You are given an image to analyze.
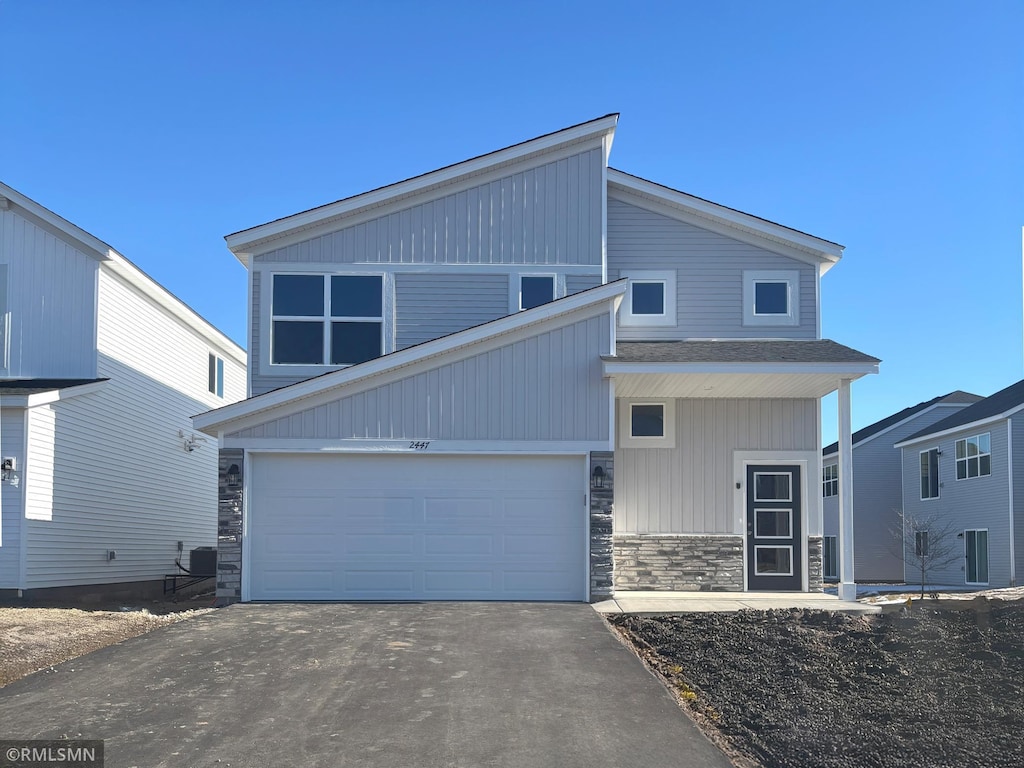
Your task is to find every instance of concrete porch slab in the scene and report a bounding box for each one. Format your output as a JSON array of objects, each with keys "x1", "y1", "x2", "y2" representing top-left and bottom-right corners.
[{"x1": 593, "y1": 591, "x2": 881, "y2": 615}]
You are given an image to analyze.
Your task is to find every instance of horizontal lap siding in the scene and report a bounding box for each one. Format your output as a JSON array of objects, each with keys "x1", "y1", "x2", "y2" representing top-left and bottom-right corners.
[
  {"x1": 607, "y1": 198, "x2": 817, "y2": 340},
  {"x1": 0, "y1": 408, "x2": 24, "y2": 587},
  {"x1": 0, "y1": 207, "x2": 97, "y2": 378},
  {"x1": 231, "y1": 312, "x2": 611, "y2": 443},
  {"x1": 1015, "y1": 418, "x2": 1024, "y2": 585},
  {"x1": 395, "y1": 273, "x2": 508, "y2": 349},
  {"x1": 566, "y1": 274, "x2": 603, "y2": 296},
  {"x1": 616, "y1": 398, "x2": 818, "y2": 534},
  {"x1": 24, "y1": 271, "x2": 246, "y2": 589}
]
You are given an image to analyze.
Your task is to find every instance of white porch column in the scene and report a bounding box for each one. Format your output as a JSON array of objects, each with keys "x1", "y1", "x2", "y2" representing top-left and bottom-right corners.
[{"x1": 837, "y1": 378, "x2": 856, "y2": 601}]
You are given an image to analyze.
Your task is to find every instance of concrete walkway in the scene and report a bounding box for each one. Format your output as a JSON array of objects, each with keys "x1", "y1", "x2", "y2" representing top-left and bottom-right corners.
[{"x1": 594, "y1": 591, "x2": 880, "y2": 614}]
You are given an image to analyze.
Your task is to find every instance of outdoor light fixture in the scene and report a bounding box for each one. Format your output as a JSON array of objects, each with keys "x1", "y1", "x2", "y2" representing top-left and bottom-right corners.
[
  {"x1": 591, "y1": 465, "x2": 605, "y2": 489},
  {"x1": 226, "y1": 463, "x2": 241, "y2": 488}
]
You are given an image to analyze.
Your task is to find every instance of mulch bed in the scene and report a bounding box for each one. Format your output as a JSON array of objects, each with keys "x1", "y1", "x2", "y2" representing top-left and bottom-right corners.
[{"x1": 609, "y1": 602, "x2": 1024, "y2": 768}]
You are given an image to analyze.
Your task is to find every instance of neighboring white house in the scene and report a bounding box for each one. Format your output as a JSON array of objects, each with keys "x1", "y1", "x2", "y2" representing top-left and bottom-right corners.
[
  {"x1": 0, "y1": 183, "x2": 246, "y2": 599},
  {"x1": 821, "y1": 391, "x2": 981, "y2": 582},
  {"x1": 194, "y1": 114, "x2": 879, "y2": 604},
  {"x1": 895, "y1": 379, "x2": 1024, "y2": 589}
]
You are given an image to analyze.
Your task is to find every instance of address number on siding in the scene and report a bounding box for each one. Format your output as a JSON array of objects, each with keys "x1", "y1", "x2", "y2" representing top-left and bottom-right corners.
[{"x1": 409, "y1": 441, "x2": 431, "y2": 450}]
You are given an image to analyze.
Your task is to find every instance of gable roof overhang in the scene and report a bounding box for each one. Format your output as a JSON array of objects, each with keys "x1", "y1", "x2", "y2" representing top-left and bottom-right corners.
[
  {"x1": 606, "y1": 169, "x2": 844, "y2": 273},
  {"x1": 0, "y1": 378, "x2": 108, "y2": 407},
  {"x1": 894, "y1": 378, "x2": 1024, "y2": 448},
  {"x1": 225, "y1": 114, "x2": 620, "y2": 264},
  {"x1": 603, "y1": 340, "x2": 879, "y2": 399},
  {"x1": 193, "y1": 280, "x2": 628, "y2": 437}
]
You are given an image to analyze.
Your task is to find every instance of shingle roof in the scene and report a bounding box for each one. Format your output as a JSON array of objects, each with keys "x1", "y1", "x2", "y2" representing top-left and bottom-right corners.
[
  {"x1": 900, "y1": 379, "x2": 1024, "y2": 444},
  {"x1": 822, "y1": 390, "x2": 983, "y2": 456},
  {"x1": 0, "y1": 378, "x2": 107, "y2": 396},
  {"x1": 605, "y1": 340, "x2": 880, "y2": 365}
]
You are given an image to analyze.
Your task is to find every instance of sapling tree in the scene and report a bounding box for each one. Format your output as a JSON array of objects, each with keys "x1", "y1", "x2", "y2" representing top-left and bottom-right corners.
[{"x1": 890, "y1": 509, "x2": 962, "y2": 600}]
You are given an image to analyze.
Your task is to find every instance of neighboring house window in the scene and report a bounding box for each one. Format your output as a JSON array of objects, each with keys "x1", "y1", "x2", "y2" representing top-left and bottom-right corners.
[
  {"x1": 915, "y1": 531, "x2": 929, "y2": 558},
  {"x1": 823, "y1": 536, "x2": 838, "y2": 580},
  {"x1": 965, "y1": 529, "x2": 989, "y2": 585},
  {"x1": 271, "y1": 274, "x2": 383, "y2": 366},
  {"x1": 519, "y1": 275, "x2": 555, "y2": 310},
  {"x1": 742, "y1": 270, "x2": 800, "y2": 326},
  {"x1": 919, "y1": 448, "x2": 939, "y2": 499},
  {"x1": 822, "y1": 463, "x2": 838, "y2": 497},
  {"x1": 208, "y1": 354, "x2": 224, "y2": 398},
  {"x1": 955, "y1": 433, "x2": 991, "y2": 480},
  {"x1": 0, "y1": 263, "x2": 7, "y2": 370},
  {"x1": 619, "y1": 400, "x2": 676, "y2": 448},
  {"x1": 619, "y1": 270, "x2": 676, "y2": 327}
]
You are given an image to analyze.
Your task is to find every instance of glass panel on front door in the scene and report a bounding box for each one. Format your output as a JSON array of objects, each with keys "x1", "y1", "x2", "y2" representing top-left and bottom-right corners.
[{"x1": 746, "y1": 465, "x2": 802, "y2": 591}]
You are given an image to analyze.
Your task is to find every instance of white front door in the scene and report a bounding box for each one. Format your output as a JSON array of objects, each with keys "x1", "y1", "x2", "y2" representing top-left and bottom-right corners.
[{"x1": 247, "y1": 453, "x2": 586, "y2": 601}]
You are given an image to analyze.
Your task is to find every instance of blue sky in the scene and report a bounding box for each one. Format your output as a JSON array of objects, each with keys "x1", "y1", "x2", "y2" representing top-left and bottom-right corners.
[{"x1": 2, "y1": 1, "x2": 1021, "y2": 444}]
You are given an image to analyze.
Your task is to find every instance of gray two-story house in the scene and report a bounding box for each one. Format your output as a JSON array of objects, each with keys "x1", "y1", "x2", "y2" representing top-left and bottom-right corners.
[
  {"x1": 896, "y1": 379, "x2": 1024, "y2": 589},
  {"x1": 821, "y1": 391, "x2": 981, "y2": 582},
  {"x1": 194, "y1": 114, "x2": 879, "y2": 603}
]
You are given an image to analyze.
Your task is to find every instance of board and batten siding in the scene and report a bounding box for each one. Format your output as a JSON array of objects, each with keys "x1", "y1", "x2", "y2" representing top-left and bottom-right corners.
[
  {"x1": 607, "y1": 197, "x2": 817, "y2": 341},
  {"x1": 230, "y1": 311, "x2": 611, "y2": 443},
  {"x1": 22, "y1": 269, "x2": 246, "y2": 589},
  {"x1": 395, "y1": 272, "x2": 509, "y2": 350},
  {"x1": 0, "y1": 408, "x2": 25, "y2": 588},
  {"x1": 616, "y1": 398, "x2": 819, "y2": 534},
  {"x1": 900, "y1": 422, "x2": 1011, "y2": 587},
  {"x1": 0, "y1": 205, "x2": 98, "y2": 378},
  {"x1": 822, "y1": 403, "x2": 975, "y2": 582}
]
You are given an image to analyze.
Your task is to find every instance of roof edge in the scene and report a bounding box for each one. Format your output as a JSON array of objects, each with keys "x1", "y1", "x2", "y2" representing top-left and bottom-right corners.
[{"x1": 894, "y1": 402, "x2": 1024, "y2": 448}]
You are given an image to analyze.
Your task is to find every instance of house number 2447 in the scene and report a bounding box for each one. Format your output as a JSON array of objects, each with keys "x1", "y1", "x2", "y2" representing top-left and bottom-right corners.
[{"x1": 408, "y1": 441, "x2": 431, "y2": 450}]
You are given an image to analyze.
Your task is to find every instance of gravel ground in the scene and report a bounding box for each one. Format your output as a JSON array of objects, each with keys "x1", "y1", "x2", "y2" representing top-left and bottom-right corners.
[
  {"x1": 610, "y1": 600, "x2": 1024, "y2": 768},
  {"x1": 0, "y1": 604, "x2": 213, "y2": 687}
]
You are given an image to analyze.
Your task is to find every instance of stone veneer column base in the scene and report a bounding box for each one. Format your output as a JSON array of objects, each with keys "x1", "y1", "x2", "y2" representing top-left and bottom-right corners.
[
  {"x1": 613, "y1": 535, "x2": 744, "y2": 592},
  {"x1": 807, "y1": 536, "x2": 824, "y2": 592},
  {"x1": 588, "y1": 451, "x2": 614, "y2": 602},
  {"x1": 216, "y1": 449, "x2": 244, "y2": 606}
]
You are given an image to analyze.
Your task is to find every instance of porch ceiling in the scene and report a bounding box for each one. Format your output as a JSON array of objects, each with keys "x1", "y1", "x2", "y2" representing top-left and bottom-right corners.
[{"x1": 608, "y1": 371, "x2": 867, "y2": 399}]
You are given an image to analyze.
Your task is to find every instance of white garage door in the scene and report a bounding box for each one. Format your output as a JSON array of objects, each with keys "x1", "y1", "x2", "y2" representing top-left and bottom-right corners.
[{"x1": 248, "y1": 453, "x2": 587, "y2": 601}]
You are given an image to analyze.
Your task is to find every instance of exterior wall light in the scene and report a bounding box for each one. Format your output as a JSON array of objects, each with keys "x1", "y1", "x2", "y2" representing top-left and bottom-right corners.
[
  {"x1": 226, "y1": 464, "x2": 241, "y2": 488},
  {"x1": 591, "y1": 465, "x2": 605, "y2": 489}
]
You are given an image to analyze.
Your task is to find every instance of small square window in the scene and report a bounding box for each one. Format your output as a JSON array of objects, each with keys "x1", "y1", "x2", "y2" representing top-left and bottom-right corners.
[
  {"x1": 743, "y1": 270, "x2": 799, "y2": 327},
  {"x1": 520, "y1": 276, "x2": 555, "y2": 310},
  {"x1": 754, "y1": 281, "x2": 789, "y2": 315},
  {"x1": 620, "y1": 270, "x2": 676, "y2": 327},
  {"x1": 630, "y1": 282, "x2": 665, "y2": 315},
  {"x1": 630, "y1": 404, "x2": 665, "y2": 437}
]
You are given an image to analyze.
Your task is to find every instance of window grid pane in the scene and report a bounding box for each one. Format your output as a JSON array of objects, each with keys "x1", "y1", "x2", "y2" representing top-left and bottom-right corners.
[
  {"x1": 273, "y1": 275, "x2": 324, "y2": 317},
  {"x1": 331, "y1": 322, "x2": 383, "y2": 365},
  {"x1": 520, "y1": 276, "x2": 555, "y2": 310},
  {"x1": 956, "y1": 433, "x2": 991, "y2": 480},
  {"x1": 331, "y1": 275, "x2": 382, "y2": 318},
  {"x1": 272, "y1": 321, "x2": 324, "y2": 364}
]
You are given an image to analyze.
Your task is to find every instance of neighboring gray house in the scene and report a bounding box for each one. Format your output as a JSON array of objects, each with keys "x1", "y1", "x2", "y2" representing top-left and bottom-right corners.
[
  {"x1": 0, "y1": 182, "x2": 246, "y2": 598},
  {"x1": 194, "y1": 114, "x2": 879, "y2": 603},
  {"x1": 895, "y1": 379, "x2": 1024, "y2": 589},
  {"x1": 821, "y1": 391, "x2": 981, "y2": 583}
]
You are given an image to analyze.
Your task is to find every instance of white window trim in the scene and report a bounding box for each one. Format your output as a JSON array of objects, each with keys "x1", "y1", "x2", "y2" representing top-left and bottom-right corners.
[
  {"x1": 919, "y1": 447, "x2": 940, "y2": 500},
  {"x1": 209, "y1": 353, "x2": 225, "y2": 398},
  {"x1": 823, "y1": 535, "x2": 839, "y2": 580},
  {"x1": 619, "y1": 270, "x2": 676, "y2": 327},
  {"x1": 619, "y1": 399, "x2": 676, "y2": 448},
  {"x1": 822, "y1": 463, "x2": 838, "y2": 498},
  {"x1": 511, "y1": 272, "x2": 561, "y2": 312},
  {"x1": 262, "y1": 271, "x2": 393, "y2": 378},
  {"x1": 753, "y1": 545, "x2": 795, "y2": 577},
  {"x1": 754, "y1": 508, "x2": 793, "y2": 539},
  {"x1": 742, "y1": 270, "x2": 800, "y2": 327},
  {"x1": 964, "y1": 528, "x2": 989, "y2": 586},
  {"x1": 955, "y1": 433, "x2": 992, "y2": 481}
]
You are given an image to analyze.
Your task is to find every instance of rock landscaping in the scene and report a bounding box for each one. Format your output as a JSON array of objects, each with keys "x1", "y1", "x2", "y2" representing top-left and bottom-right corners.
[{"x1": 610, "y1": 600, "x2": 1024, "y2": 768}]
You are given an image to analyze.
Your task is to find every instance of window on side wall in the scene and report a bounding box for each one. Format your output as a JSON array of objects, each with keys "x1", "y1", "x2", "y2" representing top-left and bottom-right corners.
[
  {"x1": 208, "y1": 354, "x2": 224, "y2": 398},
  {"x1": 919, "y1": 448, "x2": 939, "y2": 500},
  {"x1": 270, "y1": 273, "x2": 384, "y2": 366},
  {"x1": 742, "y1": 270, "x2": 800, "y2": 327},
  {"x1": 619, "y1": 270, "x2": 676, "y2": 327},
  {"x1": 519, "y1": 275, "x2": 555, "y2": 310},
  {"x1": 955, "y1": 433, "x2": 991, "y2": 479},
  {"x1": 822, "y1": 463, "x2": 838, "y2": 497}
]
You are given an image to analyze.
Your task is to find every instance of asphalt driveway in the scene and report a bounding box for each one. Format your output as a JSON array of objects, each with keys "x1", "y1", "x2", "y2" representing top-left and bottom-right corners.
[{"x1": 0, "y1": 603, "x2": 732, "y2": 768}]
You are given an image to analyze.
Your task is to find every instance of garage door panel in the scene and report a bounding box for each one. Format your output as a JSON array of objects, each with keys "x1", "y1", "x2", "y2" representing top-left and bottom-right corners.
[{"x1": 248, "y1": 454, "x2": 586, "y2": 601}]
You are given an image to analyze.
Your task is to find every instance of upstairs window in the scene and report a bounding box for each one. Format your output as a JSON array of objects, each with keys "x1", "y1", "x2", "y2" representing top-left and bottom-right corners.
[
  {"x1": 822, "y1": 464, "x2": 838, "y2": 497},
  {"x1": 955, "y1": 433, "x2": 991, "y2": 479},
  {"x1": 519, "y1": 275, "x2": 555, "y2": 310},
  {"x1": 920, "y1": 448, "x2": 939, "y2": 500},
  {"x1": 271, "y1": 274, "x2": 384, "y2": 366},
  {"x1": 620, "y1": 270, "x2": 676, "y2": 327},
  {"x1": 208, "y1": 354, "x2": 224, "y2": 398},
  {"x1": 743, "y1": 270, "x2": 799, "y2": 326}
]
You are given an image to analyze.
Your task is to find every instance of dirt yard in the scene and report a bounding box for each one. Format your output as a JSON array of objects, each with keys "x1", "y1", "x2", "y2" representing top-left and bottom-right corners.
[
  {"x1": 610, "y1": 599, "x2": 1024, "y2": 768},
  {"x1": 0, "y1": 601, "x2": 213, "y2": 687}
]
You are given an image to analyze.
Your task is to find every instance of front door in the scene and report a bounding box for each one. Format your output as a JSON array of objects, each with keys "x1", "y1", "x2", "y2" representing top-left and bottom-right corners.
[{"x1": 746, "y1": 465, "x2": 802, "y2": 591}]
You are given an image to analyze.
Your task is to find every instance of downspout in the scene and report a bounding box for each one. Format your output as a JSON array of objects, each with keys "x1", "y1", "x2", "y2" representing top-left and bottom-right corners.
[{"x1": 1008, "y1": 418, "x2": 1015, "y2": 587}]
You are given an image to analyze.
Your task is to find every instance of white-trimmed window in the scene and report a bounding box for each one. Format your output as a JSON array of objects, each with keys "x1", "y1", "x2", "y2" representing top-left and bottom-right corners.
[
  {"x1": 965, "y1": 529, "x2": 989, "y2": 585},
  {"x1": 822, "y1": 463, "x2": 838, "y2": 497},
  {"x1": 619, "y1": 270, "x2": 676, "y2": 327},
  {"x1": 619, "y1": 400, "x2": 676, "y2": 448},
  {"x1": 208, "y1": 353, "x2": 224, "y2": 398},
  {"x1": 823, "y1": 536, "x2": 838, "y2": 580},
  {"x1": 955, "y1": 433, "x2": 991, "y2": 480},
  {"x1": 519, "y1": 274, "x2": 555, "y2": 310},
  {"x1": 270, "y1": 273, "x2": 384, "y2": 366},
  {"x1": 919, "y1": 448, "x2": 939, "y2": 500},
  {"x1": 743, "y1": 270, "x2": 800, "y2": 326}
]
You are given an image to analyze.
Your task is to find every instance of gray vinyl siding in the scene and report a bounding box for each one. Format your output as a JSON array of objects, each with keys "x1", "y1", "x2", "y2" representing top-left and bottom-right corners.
[
  {"x1": 822, "y1": 403, "x2": 975, "y2": 582},
  {"x1": 0, "y1": 408, "x2": 25, "y2": 588},
  {"x1": 607, "y1": 197, "x2": 817, "y2": 341},
  {"x1": 230, "y1": 310, "x2": 611, "y2": 443},
  {"x1": 255, "y1": 147, "x2": 603, "y2": 267},
  {"x1": 395, "y1": 273, "x2": 508, "y2": 350},
  {"x1": 566, "y1": 273, "x2": 603, "y2": 296},
  {"x1": 1013, "y1": 417, "x2": 1024, "y2": 586},
  {"x1": 616, "y1": 398, "x2": 818, "y2": 534},
  {"x1": 900, "y1": 421, "x2": 1011, "y2": 587}
]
